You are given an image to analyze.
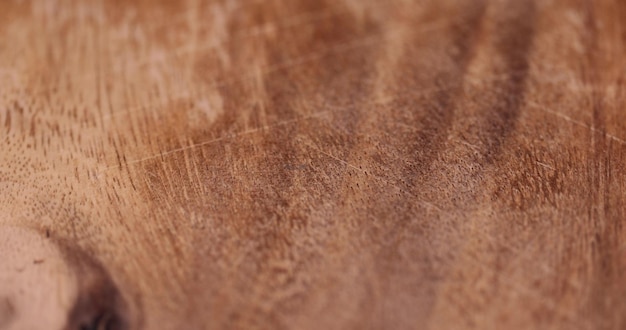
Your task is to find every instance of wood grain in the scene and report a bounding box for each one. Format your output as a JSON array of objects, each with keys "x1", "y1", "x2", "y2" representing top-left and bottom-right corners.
[{"x1": 2, "y1": 0, "x2": 626, "y2": 329}]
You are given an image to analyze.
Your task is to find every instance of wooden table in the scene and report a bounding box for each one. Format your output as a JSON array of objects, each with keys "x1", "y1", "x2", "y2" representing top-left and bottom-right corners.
[{"x1": 1, "y1": 0, "x2": 626, "y2": 329}]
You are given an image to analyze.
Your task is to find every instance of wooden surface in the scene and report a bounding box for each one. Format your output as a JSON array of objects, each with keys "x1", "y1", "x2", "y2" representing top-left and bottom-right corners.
[{"x1": 2, "y1": 0, "x2": 626, "y2": 329}]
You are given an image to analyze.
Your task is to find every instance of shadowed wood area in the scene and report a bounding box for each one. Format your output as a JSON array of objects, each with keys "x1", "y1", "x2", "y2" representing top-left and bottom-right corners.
[{"x1": 2, "y1": 0, "x2": 626, "y2": 329}]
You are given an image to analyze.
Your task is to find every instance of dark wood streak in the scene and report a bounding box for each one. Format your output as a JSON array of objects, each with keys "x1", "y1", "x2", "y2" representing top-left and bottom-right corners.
[
  {"x1": 336, "y1": 3, "x2": 490, "y2": 327},
  {"x1": 480, "y1": 0, "x2": 536, "y2": 162}
]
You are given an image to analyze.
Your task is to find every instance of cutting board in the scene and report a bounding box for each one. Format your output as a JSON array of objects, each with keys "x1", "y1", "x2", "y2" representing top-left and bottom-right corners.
[{"x1": 2, "y1": 0, "x2": 626, "y2": 329}]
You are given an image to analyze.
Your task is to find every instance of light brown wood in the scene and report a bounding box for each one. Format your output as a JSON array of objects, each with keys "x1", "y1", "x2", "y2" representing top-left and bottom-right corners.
[{"x1": 2, "y1": 0, "x2": 626, "y2": 329}]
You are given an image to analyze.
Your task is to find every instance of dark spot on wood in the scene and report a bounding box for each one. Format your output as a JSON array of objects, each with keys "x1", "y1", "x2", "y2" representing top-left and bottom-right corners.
[
  {"x1": 0, "y1": 297, "x2": 16, "y2": 329},
  {"x1": 79, "y1": 312, "x2": 120, "y2": 330},
  {"x1": 55, "y1": 239, "x2": 139, "y2": 330}
]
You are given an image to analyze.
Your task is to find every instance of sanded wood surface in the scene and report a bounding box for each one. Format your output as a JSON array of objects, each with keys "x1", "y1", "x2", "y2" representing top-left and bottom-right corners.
[{"x1": 2, "y1": 0, "x2": 626, "y2": 329}]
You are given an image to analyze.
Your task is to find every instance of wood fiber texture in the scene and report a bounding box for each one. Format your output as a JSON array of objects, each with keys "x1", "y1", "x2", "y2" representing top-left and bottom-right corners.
[{"x1": 1, "y1": 0, "x2": 626, "y2": 329}]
